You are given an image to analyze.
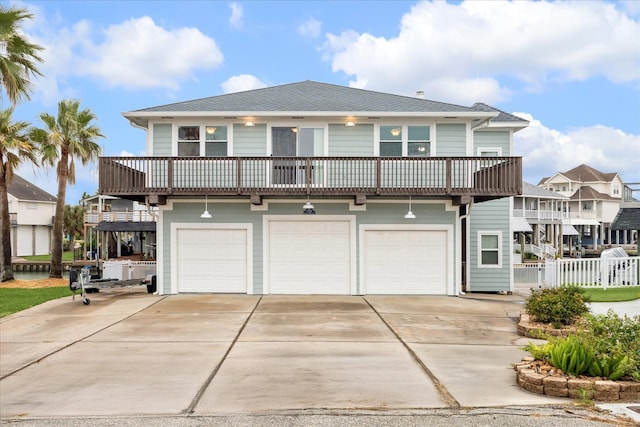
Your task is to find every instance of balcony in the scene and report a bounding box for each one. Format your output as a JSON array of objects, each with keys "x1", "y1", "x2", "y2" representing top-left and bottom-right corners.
[
  {"x1": 513, "y1": 209, "x2": 567, "y2": 222},
  {"x1": 84, "y1": 211, "x2": 157, "y2": 224},
  {"x1": 99, "y1": 156, "x2": 522, "y2": 204}
]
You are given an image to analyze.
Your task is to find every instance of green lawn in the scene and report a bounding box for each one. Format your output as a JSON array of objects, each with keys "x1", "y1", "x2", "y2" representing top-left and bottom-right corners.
[
  {"x1": 0, "y1": 287, "x2": 71, "y2": 318},
  {"x1": 582, "y1": 286, "x2": 640, "y2": 302},
  {"x1": 23, "y1": 251, "x2": 74, "y2": 262}
]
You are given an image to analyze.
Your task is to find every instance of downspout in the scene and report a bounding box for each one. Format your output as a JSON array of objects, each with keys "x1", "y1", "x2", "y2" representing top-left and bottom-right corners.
[{"x1": 458, "y1": 202, "x2": 473, "y2": 295}]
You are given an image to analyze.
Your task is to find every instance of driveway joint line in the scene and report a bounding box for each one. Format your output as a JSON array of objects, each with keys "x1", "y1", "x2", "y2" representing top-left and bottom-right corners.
[
  {"x1": 0, "y1": 295, "x2": 167, "y2": 381},
  {"x1": 184, "y1": 296, "x2": 263, "y2": 414},
  {"x1": 362, "y1": 297, "x2": 461, "y2": 409}
]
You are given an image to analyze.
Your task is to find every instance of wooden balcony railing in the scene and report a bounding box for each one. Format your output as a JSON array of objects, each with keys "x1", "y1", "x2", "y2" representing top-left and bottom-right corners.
[{"x1": 99, "y1": 156, "x2": 522, "y2": 201}]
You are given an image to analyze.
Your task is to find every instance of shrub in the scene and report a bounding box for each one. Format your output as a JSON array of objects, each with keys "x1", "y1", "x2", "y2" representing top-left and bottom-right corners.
[
  {"x1": 525, "y1": 285, "x2": 590, "y2": 328},
  {"x1": 548, "y1": 336, "x2": 593, "y2": 376},
  {"x1": 576, "y1": 310, "x2": 640, "y2": 381}
]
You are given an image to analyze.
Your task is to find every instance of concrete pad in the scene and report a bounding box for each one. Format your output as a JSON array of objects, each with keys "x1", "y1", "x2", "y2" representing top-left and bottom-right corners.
[
  {"x1": 145, "y1": 294, "x2": 260, "y2": 314},
  {"x1": 194, "y1": 341, "x2": 446, "y2": 413},
  {"x1": 382, "y1": 314, "x2": 520, "y2": 345},
  {"x1": 0, "y1": 313, "x2": 131, "y2": 343},
  {"x1": 87, "y1": 313, "x2": 250, "y2": 342},
  {"x1": 240, "y1": 312, "x2": 397, "y2": 342},
  {"x1": 256, "y1": 295, "x2": 371, "y2": 313},
  {"x1": 410, "y1": 343, "x2": 569, "y2": 407},
  {"x1": 367, "y1": 295, "x2": 519, "y2": 318},
  {"x1": 0, "y1": 341, "x2": 228, "y2": 417},
  {"x1": 0, "y1": 342, "x2": 62, "y2": 377}
]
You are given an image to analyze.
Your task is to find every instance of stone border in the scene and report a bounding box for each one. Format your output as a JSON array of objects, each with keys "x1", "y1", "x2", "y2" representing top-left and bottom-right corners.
[
  {"x1": 517, "y1": 312, "x2": 575, "y2": 338},
  {"x1": 514, "y1": 359, "x2": 640, "y2": 401}
]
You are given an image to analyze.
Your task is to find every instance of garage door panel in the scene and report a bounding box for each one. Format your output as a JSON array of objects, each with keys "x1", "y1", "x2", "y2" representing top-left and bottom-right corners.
[
  {"x1": 176, "y1": 228, "x2": 248, "y2": 293},
  {"x1": 364, "y1": 229, "x2": 447, "y2": 295},
  {"x1": 268, "y1": 220, "x2": 351, "y2": 294}
]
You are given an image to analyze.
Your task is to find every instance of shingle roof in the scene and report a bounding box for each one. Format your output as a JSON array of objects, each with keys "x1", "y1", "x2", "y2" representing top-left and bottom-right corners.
[
  {"x1": 562, "y1": 164, "x2": 618, "y2": 183},
  {"x1": 130, "y1": 81, "x2": 488, "y2": 114},
  {"x1": 521, "y1": 181, "x2": 568, "y2": 199},
  {"x1": 7, "y1": 175, "x2": 56, "y2": 203},
  {"x1": 568, "y1": 185, "x2": 619, "y2": 201},
  {"x1": 611, "y1": 208, "x2": 640, "y2": 230},
  {"x1": 470, "y1": 102, "x2": 529, "y2": 123}
]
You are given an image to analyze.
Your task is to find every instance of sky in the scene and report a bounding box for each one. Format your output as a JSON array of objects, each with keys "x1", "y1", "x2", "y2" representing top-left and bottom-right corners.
[{"x1": 8, "y1": 0, "x2": 640, "y2": 205}]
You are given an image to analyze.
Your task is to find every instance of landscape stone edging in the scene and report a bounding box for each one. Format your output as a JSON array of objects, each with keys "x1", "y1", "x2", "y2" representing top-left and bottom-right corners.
[
  {"x1": 516, "y1": 312, "x2": 639, "y2": 401},
  {"x1": 514, "y1": 359, "x2": 640, "y2": 401}
]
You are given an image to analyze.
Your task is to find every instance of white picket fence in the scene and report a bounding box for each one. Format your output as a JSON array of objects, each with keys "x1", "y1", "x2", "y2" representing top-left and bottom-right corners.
[
  {"x1": 514, "y1": 256, "x2": 639, "y2": 289},
  {"x1": 102, "y1": 260, "x2": 157, "y2": 281}
]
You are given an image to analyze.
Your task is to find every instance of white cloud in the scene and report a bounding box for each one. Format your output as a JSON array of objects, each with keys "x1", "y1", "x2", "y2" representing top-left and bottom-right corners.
[
  {"x1": 229, "y1": 2, "x2": 243, "y2": 30},
  {"x1": 514, "y1": 113, "x2": 640, "y2": 184},
  {"x1": 221, "y1": 74, "x2": 268, "y2": 93},
  {"x1": 322, "y1": 1, "x2": 640, "y2": 104},
  {"x1": 298, "y1": 17, "x2": 321, "y2": 38},
  {"x1": 27, "y1": 15, "x2": 223, "y2": 96}
]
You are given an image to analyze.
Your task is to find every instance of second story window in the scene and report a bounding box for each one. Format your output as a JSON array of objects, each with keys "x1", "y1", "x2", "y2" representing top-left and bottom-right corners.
[
  {"x1": 177, "y1": 125, "x2": 228, "y2": 156},
  {"x1": 380, "y1": 125, "x2": 402, "y2": 156},
  {"x1": 178, "y1": 126, "x2": 200, "y2": 156},
  {"x1": 583, "y1": 201, "x2": 593, "y2": 210},
  {"x1": 205, "y1": 126, "x2": 228, "y2": 156},
  {"x1": 379, "y1": 125, "x2": 430, "y2": 156}
]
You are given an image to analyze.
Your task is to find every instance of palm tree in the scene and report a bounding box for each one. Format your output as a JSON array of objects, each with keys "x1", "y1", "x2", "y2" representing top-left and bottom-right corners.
[
  {"x1": 0, "y1": 107, "x2": 37, "y2": 281},
  {"x1": 31, "y1": 100, "x2": 104, "y2": 278},
  {"x1": 0, "y1": 5, "x2": 44, "y2": 106}
]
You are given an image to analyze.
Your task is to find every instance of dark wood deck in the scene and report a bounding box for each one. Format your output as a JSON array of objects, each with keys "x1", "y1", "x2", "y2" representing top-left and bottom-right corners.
[{"x1": 99, "y1": 156, "x2": 522, "y2": 203}]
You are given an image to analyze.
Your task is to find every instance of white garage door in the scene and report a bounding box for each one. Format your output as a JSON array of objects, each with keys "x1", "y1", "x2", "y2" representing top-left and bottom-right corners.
[
  {"x1": 363, "y1": 229, "x2": 448, "y2": 294},
  {"x1": 268, "y1": 220, "x2": 352, "y2": 294},
  {"x1": 176, "y1": 228, "x2": 248, "y2": 293}
]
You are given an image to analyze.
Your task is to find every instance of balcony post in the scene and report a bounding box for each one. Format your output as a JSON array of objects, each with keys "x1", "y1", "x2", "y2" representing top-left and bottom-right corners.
[
  {"x1": 446, "y1": 158, "x2": 452, "y2": 194},
  {"x1": 305, "y1": 157, "x2": 312, "y2": 195},
  {"x1": 167, "y1": 158, "x2": 173, "y2": 193},
  {"x1": 375, "y1": 158, "x2": 381, "y2": 194},
  {"x1": 236, "y1": 157, "x2": 242, "y2": 194}
]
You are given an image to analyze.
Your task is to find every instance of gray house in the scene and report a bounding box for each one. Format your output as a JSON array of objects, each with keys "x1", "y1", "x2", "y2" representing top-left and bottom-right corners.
[{"x1": 99, "y1": 81, "x2": 527, "y2": 295}]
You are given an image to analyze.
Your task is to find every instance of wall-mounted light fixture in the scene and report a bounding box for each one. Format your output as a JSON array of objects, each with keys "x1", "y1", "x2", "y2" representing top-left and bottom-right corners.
[
  {"x1": 345, "y1": 121, "x2": 355, "y2": 127},
  {"x1": 404, "y1": 195, "x2": 416, "y2": 219},
  {"x1": 303, "y1": 199, "x2": 316, "y2": 215},
  {"x1": 245, "y1": 121, "x2": 255, "y2": 127},
  {"x1": 201, "y1": 195, "x2": 212, "y2": 219}
]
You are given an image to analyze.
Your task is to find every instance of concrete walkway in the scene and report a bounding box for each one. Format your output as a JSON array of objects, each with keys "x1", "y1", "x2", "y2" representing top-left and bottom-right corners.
[{"x1": 0, "y1": 289, "x2": 631, "y2": 422}]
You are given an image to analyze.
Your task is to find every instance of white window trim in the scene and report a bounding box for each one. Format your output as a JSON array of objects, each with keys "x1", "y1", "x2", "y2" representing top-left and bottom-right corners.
[
  {"x1": 476, "y1": 147, "x2": 502, "y2": 156},
  {"x1": 376, "y1": 124, "x2": 432, "y2": 157},
  {"x1": 477, "y1": 230, "x2": 502, "y2": 268},
  {"x1": 172, "y1": 122, "x2": 232, "y2": 156}
]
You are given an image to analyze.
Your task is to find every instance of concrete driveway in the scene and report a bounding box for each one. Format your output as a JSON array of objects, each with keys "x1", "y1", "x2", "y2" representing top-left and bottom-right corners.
[{"x1": 0, "y1": 289, "x2": 569, "y2": 419}]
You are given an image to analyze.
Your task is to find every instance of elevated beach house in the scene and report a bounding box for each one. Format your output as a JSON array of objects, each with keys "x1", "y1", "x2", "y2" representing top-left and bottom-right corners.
[{"x1": 99, "y1": 81, "x2": 527, "y2": 295}]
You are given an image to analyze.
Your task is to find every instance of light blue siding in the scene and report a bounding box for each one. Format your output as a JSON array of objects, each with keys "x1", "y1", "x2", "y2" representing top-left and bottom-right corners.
[
  {"x1": 161, "y1": 199, "x2": 456, "y2": 294},
  {"x1": 153, "y1": 124, "x2": 172, "y2": 156},
  {"x1": 233, "y1": 124, "x2": 267, "y2": 156},
  {"x1": 435, "y1": 124, "x2": 466, "y2": 156},
  {"x1": 474, "y1": 130, "x2": 511, "y2": 156},
  {"x1": 328, "y1": 124, "x2": 374, "y2": 156},
  {"x1": 469, "y1": 198, "x2": 511, "y2": 292}
]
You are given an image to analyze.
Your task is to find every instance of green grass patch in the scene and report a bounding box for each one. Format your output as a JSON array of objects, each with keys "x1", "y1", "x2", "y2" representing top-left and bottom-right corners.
[
  {"x1": 582, "y1": 286, "x2": 640, "y2": 302},
  {"x1": 23, "y1": 251, "x2": 74, "y2": 262},
  {"x1": 0, "y1": 287, "x2": 71, "y2": 318}
]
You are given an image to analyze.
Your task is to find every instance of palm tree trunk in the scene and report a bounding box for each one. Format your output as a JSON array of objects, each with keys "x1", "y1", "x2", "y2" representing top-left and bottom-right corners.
[
  {"x1": 50, "y1": 148, "x2": 68, "y2": 278},
  {"x1": 0, "y1": 163, "x2": 15, "y2": 282}
]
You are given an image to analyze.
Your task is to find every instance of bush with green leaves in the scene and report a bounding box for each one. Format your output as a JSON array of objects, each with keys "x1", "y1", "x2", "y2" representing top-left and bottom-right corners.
[
  {"x1": 523, "y1": 310, "x2": 640, "y2": 381},
  {"x1": 548, "y1": 336, "x2": 594, "y2": 376},
  {"x1": 525, "y1": 285, "x2": 590, "y2": 328},
  {"x1": 576, "y1": 310, "x2": 640, "y2": 381}
]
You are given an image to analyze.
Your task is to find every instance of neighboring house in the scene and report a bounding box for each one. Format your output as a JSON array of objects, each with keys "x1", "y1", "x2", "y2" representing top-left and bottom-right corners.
[
  {"x1": 81, "y1": 194, "x2": 157, "y2": 260},
  {"x1": 538, "y1": 164, "x2": 632, "y2": 250},
  {"x1": 512, "y1": 182, "x2": 569, "y2": 260},
  {"x1": 7, "y1": 175, "x2": 56, "y2": 257},
  {"x1": 98, "y1": 81, "x2": 527, "y2": 295}
]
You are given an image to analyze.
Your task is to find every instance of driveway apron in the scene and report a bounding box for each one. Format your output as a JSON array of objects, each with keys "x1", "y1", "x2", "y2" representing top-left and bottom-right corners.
[{"x1": 1, "y1": 291, "x2": 569, "y2": 418}]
